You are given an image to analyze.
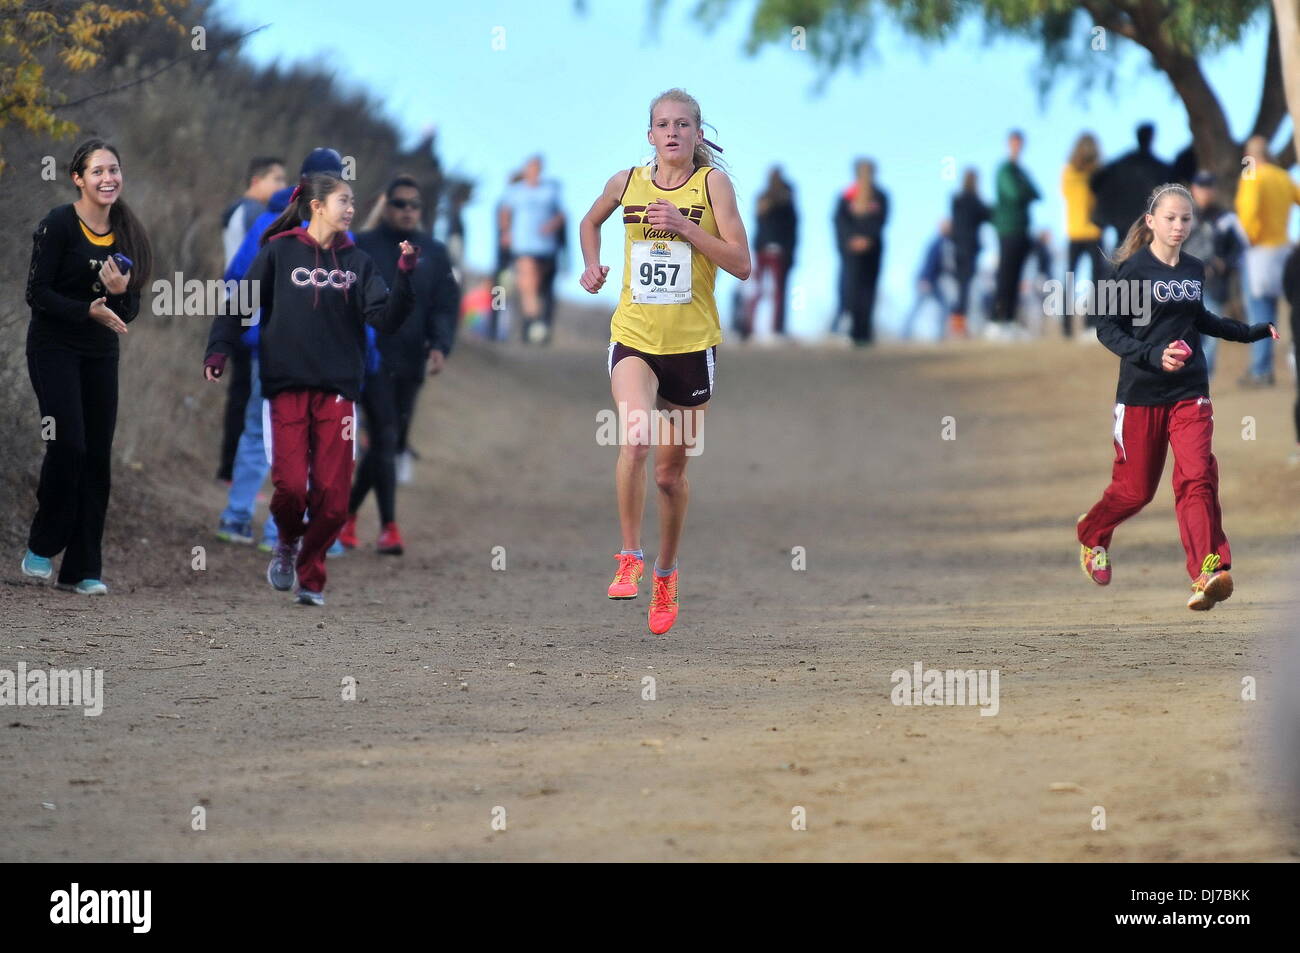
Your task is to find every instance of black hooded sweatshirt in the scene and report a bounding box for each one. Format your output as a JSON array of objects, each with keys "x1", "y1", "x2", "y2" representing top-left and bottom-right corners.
[
  {"x1": 1097, "y1": 245, "x2": 1271, "y2": 406},
  {"x1": 355, "y1": 221, "x2": 460, "y2": 380},
  {"x1": 206, "y1": 226, "x2": 414, "y2": 401}
]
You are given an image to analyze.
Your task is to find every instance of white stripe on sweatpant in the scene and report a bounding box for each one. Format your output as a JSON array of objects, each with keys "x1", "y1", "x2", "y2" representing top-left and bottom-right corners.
[
  {"x1": 1112, "y1": 402, "x2": 1126, "y2": 463},
  {"x1": 262, "y1": 398, "x2": 273, "y2": 466}
]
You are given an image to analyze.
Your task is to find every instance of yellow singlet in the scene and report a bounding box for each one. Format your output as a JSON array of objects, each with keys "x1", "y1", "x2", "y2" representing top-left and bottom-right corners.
[{"x1": 610, "y1": 164, "x2": 722, "y2": 355}]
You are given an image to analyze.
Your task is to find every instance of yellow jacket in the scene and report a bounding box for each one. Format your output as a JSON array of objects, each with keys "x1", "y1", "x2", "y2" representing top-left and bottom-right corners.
[
  {"x1": 1235, "y1": 162, "x2": 1300, "y2": 247},
  {"x1": 1061, "y1": 164, "x2": 1101, "y2": 241}
]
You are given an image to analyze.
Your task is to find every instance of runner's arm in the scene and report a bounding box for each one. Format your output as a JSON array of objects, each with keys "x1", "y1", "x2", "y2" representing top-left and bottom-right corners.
[
  {"x1": 579, "y1": 170, "x2": 626, "y2": 269},
  {"x1": 678, "y1": 170, "x2": 751, "y2": 280}
]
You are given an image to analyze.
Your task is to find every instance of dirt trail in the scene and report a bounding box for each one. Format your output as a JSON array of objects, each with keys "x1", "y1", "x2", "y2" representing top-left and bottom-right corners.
[{"x1": 1, "y1": 333, "x2": 1297, "y2": 861}]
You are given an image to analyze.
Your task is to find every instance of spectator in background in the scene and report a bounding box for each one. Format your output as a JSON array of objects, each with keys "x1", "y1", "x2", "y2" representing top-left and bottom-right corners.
[
  {"x1": 439, "y1": 181, "x2": 471, "y2": 279},
  {"x1": 1026, "y1": 228, "x2": 1056, "y2": 336},
  {"x1": 213, "y1": 148, "x2": 352, "y2": 552},
  {"x1": 1061, "y1": 132, "x2": 1106, "y2": 338},
  {"x1": 901, "y1": 219, "x2": 955, "y2": 341},
  {"x1": 1235, "y1": 135, "x2": 1300, "y2": 387},
  {"x1": 1171, "y1": 142, "x2": 1198, "y2": 185},
  {"x1": 744, "y1": 165, "x2": 797, "y2": 340},
  {"x1": 216, "y1": 155, "x2": 287, "y2": 483},
  {"x1": 490, "y1": 169, "x2": 523, "y2": 342},
  {"x1": 342, "y1": 175, "x2": 460, "y2": 549},
  {"x1": 500, "y1": 155, "x2": 565, "y2": 345},
  {"x1": 222, "y1": 156, "x2": 286, "y2": 267},
  {"x1": 213, "y1": 184, "x2": 294, "y2": 549},
  {"x1": 21, "y1": 138, "x2": 153, "y2": 594},
  {"x1": 990, "y1": 129, "x2": 1039, "y2": 338},
  {"x1": 1184, "y1": 171, "x2": 1248, "y2": 380},
  {"x1": 835, "y1": 158, "x2": 889, "y2": 346},
  {"x1": 949, "y1": 167, "x2": 989, "y2": 338},
  {"x1": 1090, "y1": 122, "x2": 1172, "y2": 249},
  {"x1": 1281, "y1": 246, "x2": 1300, "y2": 464}
]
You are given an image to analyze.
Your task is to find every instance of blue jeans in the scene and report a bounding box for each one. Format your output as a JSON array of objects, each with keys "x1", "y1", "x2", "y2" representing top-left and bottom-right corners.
[
  {"x1": 901, "y1": 285, "x2": 948, "y2": 340},
  {"x1": 219, "y1": 354, "x2": 278, "y2": 543},
  {"x1": 1247, "y1": 294, "x2": 1277, "y2": 378}
]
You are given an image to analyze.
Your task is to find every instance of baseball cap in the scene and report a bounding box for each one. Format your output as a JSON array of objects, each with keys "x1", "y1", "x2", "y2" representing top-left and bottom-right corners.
[
  {"x1": 1191, "y1": 170, "x2": 1216, "y2": 187},
  {"x1": 300, "y1": 148, "x2": 344, "y2": 178}
]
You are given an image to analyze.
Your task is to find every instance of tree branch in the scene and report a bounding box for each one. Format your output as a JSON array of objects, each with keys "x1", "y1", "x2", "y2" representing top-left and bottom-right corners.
[
  {"x1": 1278, "y1": 138, "x2": 1296, "y2": 167},
  {"x1": 1251, "y1": 6, "x2": 1287, "y2": 140},
  {"x1": 1078, "y1": 0, "x2": 1138, "y2": 42},
  {"x1": 52, "y1": 24, "x2": 269, "y2": 111}
]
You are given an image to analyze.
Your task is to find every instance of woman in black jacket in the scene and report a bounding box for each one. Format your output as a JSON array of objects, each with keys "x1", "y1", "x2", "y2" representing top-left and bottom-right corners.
[
  {"x1": 21, "y1": 139, "x2": 153, "y2": 594},
  {"x1": 834, "y1": 159, "x2": 889, "y2": 346},
  {"x1": 949, "y1": 168, "x2": 990, "y2": 337}
]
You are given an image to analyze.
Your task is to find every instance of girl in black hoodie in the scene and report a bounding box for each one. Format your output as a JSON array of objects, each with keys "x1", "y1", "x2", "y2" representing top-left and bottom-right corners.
[
  {"x1": 21, "y1": 139, "x2": 153, "y2": 594},
  {"x1": 204, "y1": 172, "x2": 416, "y2": 606},
  {"x1": 1078, "y1": 182, "x2": 1277, "y2": 611}
]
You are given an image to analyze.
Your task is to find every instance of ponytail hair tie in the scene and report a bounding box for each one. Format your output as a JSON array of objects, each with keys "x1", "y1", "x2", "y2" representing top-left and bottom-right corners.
[
  {"x1": 702, "y1": 137, "x2": 724, "y2": 153},
  {"x1": 289, "y1": 182, "x2": 303, "y2": 204}
]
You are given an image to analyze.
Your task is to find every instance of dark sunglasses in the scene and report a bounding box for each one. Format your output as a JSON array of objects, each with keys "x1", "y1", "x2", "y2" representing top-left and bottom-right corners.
[{"x1": 388, "y1": 198, "x2": 422, "y2": 210}]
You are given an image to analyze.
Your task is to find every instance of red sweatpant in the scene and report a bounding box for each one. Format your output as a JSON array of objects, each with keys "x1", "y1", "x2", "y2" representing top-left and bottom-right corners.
[
  {"x1": 1078, "y1": 397, "x2": 1230, "y2": 581},
  {"x1": 268, "y1": 388, "x2": 356, "y2": 593}
]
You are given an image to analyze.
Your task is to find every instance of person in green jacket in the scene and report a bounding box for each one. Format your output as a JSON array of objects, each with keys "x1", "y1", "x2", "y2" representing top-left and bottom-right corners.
[{"x1": 990, "y1": 130, "x2": 1040, "y2": 337}]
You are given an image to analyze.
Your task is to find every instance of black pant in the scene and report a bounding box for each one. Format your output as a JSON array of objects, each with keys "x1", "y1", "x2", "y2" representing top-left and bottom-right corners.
[
  {"x1": 393, "y1": 376, "x2": 423, "y2": 456},
  {"x1": 953, "y1": 248, "x2": 977, "y2": 316},
  {"x1": 349, "y1": 369, "x2": 399, "y2": 525},
  {"x1": 842, "y1": 247, "x2": 882, "y2": 344},
  {"x1": 217, "y1": 346, "x2": 251, "y2": 480},
  {"x1": 994, "y1": 233, "x2": 1032, "y2": 324},
  {"x1": 540, "y1": 254, "x2": 559, "y2": 330},
  {"x1": 26, "y1": 348, "x2": 118, "y2": 584},
  {"x1": 520, "y1": 254, "x2": 559, "y2": 342},
  {"x1": 1064, "y1": 240, "x2": 1109, "y2": 334}
]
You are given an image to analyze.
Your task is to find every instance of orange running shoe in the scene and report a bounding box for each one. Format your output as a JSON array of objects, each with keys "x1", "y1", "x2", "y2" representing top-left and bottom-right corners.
[
  {"x1": 338, "y1": 513, "x2": 359, "y2": 549},
  {"x1": 648, "y1": 568, "x2": 679, "y2": 634},
  {"x1": 607, "y1": 552, "x2": 643, "y2": 599},
  {"x1": 1187, "y1": 554, "x2": 1233, "y2": 611}
]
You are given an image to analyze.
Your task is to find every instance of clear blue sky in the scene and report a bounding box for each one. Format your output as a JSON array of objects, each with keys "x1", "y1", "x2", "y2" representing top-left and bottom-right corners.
[{"x1": 217, "y1": 0, "x2": 1277, "y2": 338}]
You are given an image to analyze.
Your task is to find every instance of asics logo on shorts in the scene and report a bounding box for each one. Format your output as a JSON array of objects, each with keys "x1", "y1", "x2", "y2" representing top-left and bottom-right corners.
[
  {"x1": 1152, "y1": 279, "x2": 1201, "y2": 302},
  {"x1": 291, "y1": 266, "x2": 358, "y2": 290}
]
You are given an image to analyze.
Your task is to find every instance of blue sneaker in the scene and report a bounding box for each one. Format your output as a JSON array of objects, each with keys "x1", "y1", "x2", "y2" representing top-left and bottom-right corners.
[
  {"x1": 295, "y1": 588, "x2": 325, "y2": 607},
  {"x1": 21, "y1": 550, "x2": 53, "y2": 580},
  {"x1": 326, "y1": 539, "x2": 345, "y2": 558},
  {"x1": 216, "y1": 519, "x2": 254, "y2": 544},
  {"x1": 257, "y1": 537, "x2": 276, "y2": 553},
  {"x1": 57, "y1": 579, "x2": 108, "y2": 595}
]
